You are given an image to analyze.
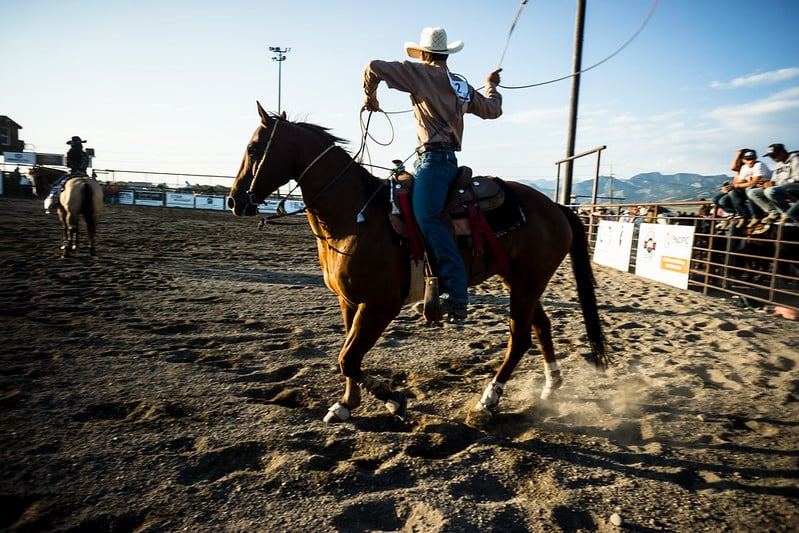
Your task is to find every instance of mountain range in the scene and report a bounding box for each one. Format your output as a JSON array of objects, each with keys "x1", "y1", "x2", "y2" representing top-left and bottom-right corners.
[{"x1": 518, "y1": 172, "x2": 730, "y2": 205}]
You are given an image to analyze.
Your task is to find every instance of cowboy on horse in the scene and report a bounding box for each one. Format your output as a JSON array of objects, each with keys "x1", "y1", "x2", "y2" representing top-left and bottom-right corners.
[
  {"x1": 45, "y1": 135, "x2": 91, "y2": 212},
  {"x1": 363, "y1": 27, "x2": 503, "y2": 320}
]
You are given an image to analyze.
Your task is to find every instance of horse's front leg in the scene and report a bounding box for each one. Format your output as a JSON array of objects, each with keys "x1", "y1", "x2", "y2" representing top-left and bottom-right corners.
[{"x1": 323, "y1": 301, "x2": 403, "y2": 423}]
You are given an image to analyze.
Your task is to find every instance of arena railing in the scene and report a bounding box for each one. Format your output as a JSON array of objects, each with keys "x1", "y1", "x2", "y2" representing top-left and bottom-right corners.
[{"x1": 578, "y1": 200, "x2": 799, "y2": 315}]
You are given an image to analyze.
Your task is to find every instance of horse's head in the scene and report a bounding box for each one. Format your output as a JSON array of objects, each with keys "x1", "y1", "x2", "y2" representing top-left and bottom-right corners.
[
  {"x1": 28, "y1": 166, "x2": 65, "y2": 197},
  {"x1": 228, "y1": 102, "x2": 292, "y2": 216}
]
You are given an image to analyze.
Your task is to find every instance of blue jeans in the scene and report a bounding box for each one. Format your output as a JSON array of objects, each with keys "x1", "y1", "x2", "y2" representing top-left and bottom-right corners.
[
  {"x1": 412, "y1": 150, "x2": 468, "y2": 305},
  {"x1": 713, "y1": 188, "x2": 758, "y2": 217},
  {"x1": 765, "y1": 182, "x2": 799, "y2": 221}
]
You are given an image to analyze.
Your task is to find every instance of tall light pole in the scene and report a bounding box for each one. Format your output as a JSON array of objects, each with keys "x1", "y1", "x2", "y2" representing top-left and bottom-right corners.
[{"x1": 269, "y1": 46, "x2": 290, "y2": 114}]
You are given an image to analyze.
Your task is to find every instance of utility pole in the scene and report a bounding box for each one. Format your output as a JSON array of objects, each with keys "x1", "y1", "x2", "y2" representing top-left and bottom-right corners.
[
  {"x1": 560, "y1": 0, "x2": 586, "y2": 206},
  {"x1": 269, "y1": 46, "x2": 291, "y2": 114}
]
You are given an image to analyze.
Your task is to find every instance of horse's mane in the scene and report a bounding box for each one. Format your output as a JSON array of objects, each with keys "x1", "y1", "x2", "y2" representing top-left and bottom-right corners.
[
  {"x1": 292, "y1": 120, "x2": 350, "y2": 148},
  {"x1": 289, "y1": 120, "x2": 389, "y2": 194}
]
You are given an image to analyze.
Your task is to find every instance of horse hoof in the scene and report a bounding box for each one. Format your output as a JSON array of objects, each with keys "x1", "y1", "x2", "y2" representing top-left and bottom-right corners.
[
  {"x1": 385, "y1": 391, "x2": 407, "y2": 418},
  {"x1": 541, "y1": 371, "x2": 563, "y2": 400},
  {"x1": 322, "y1": 402, "x2": 350, "y2": 423},
  {"x1": 465, "y1": 405, "x2": 494, "y2": 429}
]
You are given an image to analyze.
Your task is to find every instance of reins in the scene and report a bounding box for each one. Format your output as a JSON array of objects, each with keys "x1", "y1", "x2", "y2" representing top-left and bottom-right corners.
[{"x1": 247, "y1": 117, "x2": 371, "y2": 225}]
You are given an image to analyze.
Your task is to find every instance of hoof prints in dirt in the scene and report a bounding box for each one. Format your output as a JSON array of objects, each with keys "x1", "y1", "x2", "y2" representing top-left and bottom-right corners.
[{"x1": 177, "y1": 441, "x2": 267, "y2": 484}]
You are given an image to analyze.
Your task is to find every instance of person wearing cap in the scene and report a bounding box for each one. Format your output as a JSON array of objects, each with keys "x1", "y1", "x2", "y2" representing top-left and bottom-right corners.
[
  {"x1": 713, "y1": 149, "x2": 750, "y2": 230},
  {"x1": 714, "y1": 149, "x2": 771, "y2": 230},
  {"x1": 753, "y1": 143, "x2": 799, "y2": 226},
  {"x1": 568, "y1": 194, "x2": 580, "y2": 213},
  {"x1": 363, "y1": 27, "x2": 503, "y2": 319}
]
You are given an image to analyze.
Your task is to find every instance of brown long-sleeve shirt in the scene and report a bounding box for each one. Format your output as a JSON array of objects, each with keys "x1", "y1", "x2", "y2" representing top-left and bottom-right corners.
[{"x1": 363, "y1": 59, "x2": 502, "y2": 151}]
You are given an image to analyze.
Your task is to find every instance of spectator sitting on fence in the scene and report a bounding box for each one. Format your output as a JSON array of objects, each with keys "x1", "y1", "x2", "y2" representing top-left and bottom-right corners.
[
  {"x1": 754, "y1": 143, "x2": 799, "y2": 229},
  {"x1": 712, "y1": 149, "x2": 746, "y2": 229},
  {"x1": 713, "y1": 149, "x2": 769, "y2": 230},
  {"x1": 618, "y1": 209, "x2": 634, "y2": 223}
]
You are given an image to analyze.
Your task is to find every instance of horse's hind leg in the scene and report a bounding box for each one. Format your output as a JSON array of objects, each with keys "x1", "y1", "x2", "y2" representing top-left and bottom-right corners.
[
  {"x1": 473, "y1": 294, "x2": 536, "y2": 413},
  {"x1": 68, "y1": 215, "x2": 79, "y2": 253},
  {"x1": 531, "y1": 302, "x2": 562, "y2": 399}
]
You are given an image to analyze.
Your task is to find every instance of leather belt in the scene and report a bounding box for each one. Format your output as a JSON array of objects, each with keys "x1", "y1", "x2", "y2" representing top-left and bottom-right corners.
[{"x1": 417, "y1": 142, "x2": 456, "y2": 154}]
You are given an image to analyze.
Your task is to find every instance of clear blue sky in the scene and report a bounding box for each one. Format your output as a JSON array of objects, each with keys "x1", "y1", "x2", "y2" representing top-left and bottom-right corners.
[{"x1": 2, "y1": 0, "x2": 797, "y2": 184}]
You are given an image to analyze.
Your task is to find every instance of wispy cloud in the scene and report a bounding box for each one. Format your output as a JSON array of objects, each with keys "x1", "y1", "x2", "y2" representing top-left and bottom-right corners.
[
  {"x1": 705, "y1": 87, "x2": 799, "y2": 125},
  {"x1": 710, "y1": 67, "x2": 799, "y2": 89}
]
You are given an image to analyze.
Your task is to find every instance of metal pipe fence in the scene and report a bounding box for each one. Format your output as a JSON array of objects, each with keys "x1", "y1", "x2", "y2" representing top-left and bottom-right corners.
[{"x1": 580, "y1": 201, "x2": 799, "y2": 314}]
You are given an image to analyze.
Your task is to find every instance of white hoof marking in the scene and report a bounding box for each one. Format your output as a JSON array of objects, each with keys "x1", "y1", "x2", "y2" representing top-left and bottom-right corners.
[{"x1": 322, "y1": 402, "x2": 350, "y2": 423}]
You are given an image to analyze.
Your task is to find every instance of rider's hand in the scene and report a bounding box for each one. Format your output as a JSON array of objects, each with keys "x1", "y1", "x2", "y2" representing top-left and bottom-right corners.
[
  {"x1": 486, "y1": 68, "x2": 502, "y2": 86},
  {"x1": 363, "y1": 95, "x2": 381, "y2": 112}
]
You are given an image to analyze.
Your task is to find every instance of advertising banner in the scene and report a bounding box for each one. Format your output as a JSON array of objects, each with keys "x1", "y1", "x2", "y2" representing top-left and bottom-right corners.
[
  {"x1": 593, "y1": 221, "x2": 635, "y2": 272},
  {"x1": 134, "y1": 190, "x2": 164, "y2": 207},
  {"x1": 194, "y1": 195, "x2": 226, "y2": 210},
  {"x1": 118, "y1": 190, "x2": 135, "y2": 205},
  {"x1": 634, "y1": 223, "x2": 695, "y2": 289},
  {"x1": 35, "y1": 153, "x2": 65, "y2": 166},
  {"x1": 2, "y1": 152, "x2": 36, "y2": 165},
  {"x1": 165, "y1": 192, "x2": 195, "y2": 209}
]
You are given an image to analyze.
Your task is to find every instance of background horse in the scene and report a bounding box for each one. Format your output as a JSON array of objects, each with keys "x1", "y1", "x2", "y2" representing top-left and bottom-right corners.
[
  {"x1": 57, "y1": 177, "x2": 103, "y2": 257},
  {"x1": 28, "y1": 165, "x2": 67, "y2": 197},
  {"x1": 228, "y1": 102, "x2": 608, "y2": 425},
  {"x1": 29, "y1": 166, "x2": 103, "y2": 256}
]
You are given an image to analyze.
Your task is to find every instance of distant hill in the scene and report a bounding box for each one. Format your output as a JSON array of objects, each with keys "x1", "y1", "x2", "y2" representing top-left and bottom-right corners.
[{"x1": 517, "y1": 172, "x2": 729, "y2": 205}]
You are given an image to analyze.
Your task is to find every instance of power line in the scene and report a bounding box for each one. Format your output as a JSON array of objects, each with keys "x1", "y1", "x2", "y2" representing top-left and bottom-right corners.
[{"x1": 501, "y1": 0, "x2": 658, "y2": 90}]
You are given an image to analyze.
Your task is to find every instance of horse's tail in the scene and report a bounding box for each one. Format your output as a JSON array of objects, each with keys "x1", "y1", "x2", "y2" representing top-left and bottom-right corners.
[
  {"x1": 560, "y1": 205, "x2": 610, "y2": 369},
  {"x1": 80, "y1": 179, "x2": 96, "y2": 228}
]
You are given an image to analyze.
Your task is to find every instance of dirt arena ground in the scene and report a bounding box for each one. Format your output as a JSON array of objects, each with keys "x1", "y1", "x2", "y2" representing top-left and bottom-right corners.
[{"x1": 1, "y1": 196, "x2": 797, "y2": 532}]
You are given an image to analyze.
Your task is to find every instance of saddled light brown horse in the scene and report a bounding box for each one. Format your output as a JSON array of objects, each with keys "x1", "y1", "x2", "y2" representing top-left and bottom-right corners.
[
  {"x1": 228, "y1": 102, "x2": 609, "y2": 424},
  {"x1": 29, "y1": 166, "x2": 103, "y2": 257}
]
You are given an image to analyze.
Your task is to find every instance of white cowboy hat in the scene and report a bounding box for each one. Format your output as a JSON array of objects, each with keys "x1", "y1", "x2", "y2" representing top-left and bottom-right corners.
[{"x1": 405, "y1": 27, "x2": 463, "y2": 59}]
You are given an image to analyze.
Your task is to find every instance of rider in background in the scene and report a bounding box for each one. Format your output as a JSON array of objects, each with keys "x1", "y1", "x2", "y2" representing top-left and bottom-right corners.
[
  {"x1": 66, "y1": 136, "x2": 89, "y2": 177},
  {"x1": 45, "y1": 135, "x2": 90, "y2": 213}
]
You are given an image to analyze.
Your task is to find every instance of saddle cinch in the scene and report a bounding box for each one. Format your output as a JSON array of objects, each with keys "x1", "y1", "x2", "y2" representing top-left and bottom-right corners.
[{"x1": 388, "y1": 165, "x2": 525, "y2": 268}]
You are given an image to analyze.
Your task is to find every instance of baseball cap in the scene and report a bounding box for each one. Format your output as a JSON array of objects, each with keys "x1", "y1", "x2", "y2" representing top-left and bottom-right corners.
[
  {"x1": 764, "y1": 144, "x2": 785, "y2": 158},
  {"x1": 741, "y1": 150, "x2": 757, "y2": 160}
]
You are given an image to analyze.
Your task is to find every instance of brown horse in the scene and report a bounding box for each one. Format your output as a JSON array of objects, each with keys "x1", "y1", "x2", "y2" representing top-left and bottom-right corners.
[
  {"x1": 27, "y1": 165, "x2": 67, "y2": 198},
  {"x1": 228, "y1": 102, "x2": 608, "y2": 424},
  {"x1": 29, "y1": 166, "x2": 103, "y2": 256}
]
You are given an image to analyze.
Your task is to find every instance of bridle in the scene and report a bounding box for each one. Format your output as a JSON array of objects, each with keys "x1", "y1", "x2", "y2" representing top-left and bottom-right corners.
[{"x1": 243, "y1": 118, "x2": 363, "y2": 221}]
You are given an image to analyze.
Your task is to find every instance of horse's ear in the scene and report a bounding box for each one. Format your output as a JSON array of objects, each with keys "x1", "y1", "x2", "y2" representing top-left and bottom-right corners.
[
  {"x1": 279, "y1": 111, "x2": 286, "y2": 120},
  {"x1": 256, "y1": 101, "x2": 270, "y2": 125}
]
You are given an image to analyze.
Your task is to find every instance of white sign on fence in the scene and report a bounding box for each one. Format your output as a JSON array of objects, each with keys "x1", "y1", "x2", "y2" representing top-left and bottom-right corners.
[
  {"x1": 194, "y1": 195, "x2": 226, "y2": 210},
  {"x1": 593, "y1": 221, "x2": 635, "y2": 272},
  {"x1": 634, "y1": 223, "x2": 695, "y2": 289},
  {"x1": 118, "y1": 190, "x2": 135, "y2": 205},
  {"x1": 134, "y1": 191, "x2": 165, "y2": 207},
  {"x1": 165, "y1": 192, "x2": 195, "y2": 209},
  {"x1": 3, "y1": 152, "x2": 36, "y2": 165}
]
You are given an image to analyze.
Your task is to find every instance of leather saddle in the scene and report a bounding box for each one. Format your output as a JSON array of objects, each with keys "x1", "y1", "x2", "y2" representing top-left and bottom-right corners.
[
  {"x1": 389, "y1": 166, "x2": 506, "y2": 238},
  {"x1": 388, "y1": 166, "x2": 524, "y2": 273}
]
